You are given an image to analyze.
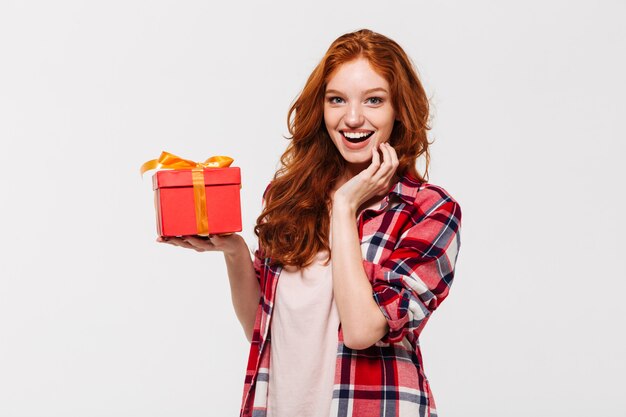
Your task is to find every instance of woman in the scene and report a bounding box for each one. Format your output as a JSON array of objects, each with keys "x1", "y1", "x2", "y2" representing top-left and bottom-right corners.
[{"x1": 161, "y1": 29, "x2": 462, "y2": 417}]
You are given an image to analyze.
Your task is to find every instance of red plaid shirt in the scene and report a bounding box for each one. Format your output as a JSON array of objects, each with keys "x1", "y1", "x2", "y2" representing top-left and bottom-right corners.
[{"x1": 240, "y1": 174, "x2": 462, "y2": 417}]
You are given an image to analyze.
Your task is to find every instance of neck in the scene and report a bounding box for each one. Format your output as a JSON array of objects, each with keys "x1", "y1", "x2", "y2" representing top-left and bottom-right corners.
[{"x1": 333, "y1": 162, "x2": 368, "y2": 189}]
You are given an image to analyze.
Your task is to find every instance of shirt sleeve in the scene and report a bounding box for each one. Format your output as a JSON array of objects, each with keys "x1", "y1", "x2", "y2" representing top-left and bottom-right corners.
[
  {"x1": 366, "y1": 198, "x2": 462, "y2": 344},
  {"x1": 253, "y1": 248, "x2": 264, "y2": 286},
  {"x1": 252, "y1": 182, "x2": 273, "y2": 286}
]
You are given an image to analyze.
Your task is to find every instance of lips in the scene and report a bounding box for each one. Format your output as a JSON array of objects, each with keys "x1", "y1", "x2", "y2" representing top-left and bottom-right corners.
[
  {"x1": 341, "y1": 131, "x2": 374, "y2": 143},
  {"x1": 339, "y1": 130, "x2": 375, "y2": 150}
]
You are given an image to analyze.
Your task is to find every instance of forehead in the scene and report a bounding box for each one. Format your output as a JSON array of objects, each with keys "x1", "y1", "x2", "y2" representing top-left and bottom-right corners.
[{"x1": 326, "y1": 58, "x2": 389, "y2": 92}]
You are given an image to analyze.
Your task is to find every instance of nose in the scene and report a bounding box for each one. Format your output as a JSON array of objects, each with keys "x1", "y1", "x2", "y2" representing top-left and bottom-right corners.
[{"x1": 344, "y1": 103, "x2": 364, "y2": 127}]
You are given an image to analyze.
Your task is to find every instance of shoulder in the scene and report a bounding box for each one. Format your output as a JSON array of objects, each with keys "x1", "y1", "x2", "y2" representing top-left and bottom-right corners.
[
  {"x1": 394, "y1": 174, "x2": 462, "y2": 217},
  {"x1": 259, "y1": 180, "x2": 274, "y2": 207},
  {"x1": 416, "y1": 183, "x2": 461, "y2": 213},
  {"x1": 262, "y1": 181, "x2": 273, "y2": 199}
]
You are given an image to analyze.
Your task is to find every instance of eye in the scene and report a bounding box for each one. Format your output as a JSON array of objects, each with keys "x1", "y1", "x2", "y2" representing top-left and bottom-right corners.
[
  {"x1": 328, "y1": 96, "x2": 344, "y2": 104},
  {"x1": 366, "y1": 97, "x2": 383, "y2": 105}
]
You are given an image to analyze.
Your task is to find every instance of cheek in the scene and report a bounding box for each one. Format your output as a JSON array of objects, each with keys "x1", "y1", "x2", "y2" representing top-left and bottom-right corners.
[
  {"x1": 324, "y1": 107, "x2": 342, "y2": 127},
  {"x1": 381, "y1": 113, "x2": 396, "y2": 132},
  {"x1": 323, "y1": 113, "x2": 332, "y2": 129},
  {"x1": 371, "y1": 113, "x2": 394, "y2": 131},
  {"x1": 373, "y1": 116, "x2": 396, "y2": 143}
]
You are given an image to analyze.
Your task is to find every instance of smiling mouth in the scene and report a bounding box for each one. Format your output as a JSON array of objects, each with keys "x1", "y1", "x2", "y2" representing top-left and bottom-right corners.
[{"x1": 341, "y1": 131, "x2": 374, "y2": 143}]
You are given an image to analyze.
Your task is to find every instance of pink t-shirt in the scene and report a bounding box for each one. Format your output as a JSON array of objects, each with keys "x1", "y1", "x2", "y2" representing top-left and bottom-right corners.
[{"x1": 266, "y1": 250, "x2": 340, "y2": 417}]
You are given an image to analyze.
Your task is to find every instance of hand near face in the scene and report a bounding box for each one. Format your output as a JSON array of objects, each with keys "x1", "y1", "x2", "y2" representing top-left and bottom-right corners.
[{"x1": 333, "y1": 142, "x2": 399, "y2": 214}]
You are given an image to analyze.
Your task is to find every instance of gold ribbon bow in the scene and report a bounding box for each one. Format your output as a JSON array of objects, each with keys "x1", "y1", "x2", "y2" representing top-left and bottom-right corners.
[
  {"x1": 141, "y1": 151, "x2": 234, "y2": 236},
  {"x1": 140, "y1": 151, "x2": 234, "y2": 175}
]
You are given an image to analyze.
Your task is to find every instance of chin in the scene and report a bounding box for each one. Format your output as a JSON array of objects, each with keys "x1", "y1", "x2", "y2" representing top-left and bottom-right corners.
[
  {"x1": 342, "y1": 141, "x2": 378, "y2": 160},
  {"x1": 340, "y1": 151, "x2": 373, "y2": 171}
]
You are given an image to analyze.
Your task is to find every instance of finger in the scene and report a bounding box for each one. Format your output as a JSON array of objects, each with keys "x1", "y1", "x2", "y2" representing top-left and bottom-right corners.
[
  {"x1": 387, "y1": 143, "x2": 399, "y2": 168},
  {"x1": 380, "y1": 142, "x2": 391, "y2": 166},
  {"x1": 354, "y1": 146, "x2": 380, "y2": 181},
  {"x1": 369, "y1": 145, "x2": 382, "y2": 171},
  {"x1": 187, "y1": 236, "x2": 223, "y2": 252},
  {"x1": 183, "y1": 236, "x2": 215, "y2": 250},
  {"x1": 382, "y1": 143, "x2": 399, "y2": 184},
  {"x1": 372, "y1": 144, "x2": 397, "y2": 192},
  {"x1": 374, "y1": 143, "x2": 393, "y2": 178},
  {"x1": 209, "y1": 234, "x2": 229, "y2": 246},
  {"x1": 173, "y1": 239, "x2": 197, "y2": 250},
  {"x1": 382, "y1": 143, "x2": 398, "y2": 177},
  {"x1": 161, "y1": 237, "x2": 184, "y2": 246},
  {"x1": 183, "y1": 235, "x2": 211, "y2": 244},
  {"x1": 364, "y1": 144, "x2": 391, "y2": 190}
]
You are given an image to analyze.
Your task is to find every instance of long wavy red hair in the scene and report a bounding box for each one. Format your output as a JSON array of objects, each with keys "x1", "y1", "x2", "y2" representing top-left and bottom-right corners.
[{"x1": 255, "y1": 29, "x2": 433, "y2": 267}]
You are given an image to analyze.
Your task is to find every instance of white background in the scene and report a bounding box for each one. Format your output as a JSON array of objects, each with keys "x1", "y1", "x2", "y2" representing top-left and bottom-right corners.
[{"x1": 1, "y1": 1, "x2": 625, "y2": 416}]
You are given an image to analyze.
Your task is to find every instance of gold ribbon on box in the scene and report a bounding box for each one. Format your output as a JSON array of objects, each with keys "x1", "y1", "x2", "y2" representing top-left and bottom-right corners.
[{"x1": 141, "y1": 151, "x2": 234, "y2": 236}]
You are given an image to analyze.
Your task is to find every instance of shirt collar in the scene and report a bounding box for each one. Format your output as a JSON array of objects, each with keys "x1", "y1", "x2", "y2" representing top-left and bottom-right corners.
[
  {"x1": 388, "y1": 173, "x2": 422, "y2": 206},
  {"x1": 364, "y1": 173, "x2": 422, "y2": 215}
]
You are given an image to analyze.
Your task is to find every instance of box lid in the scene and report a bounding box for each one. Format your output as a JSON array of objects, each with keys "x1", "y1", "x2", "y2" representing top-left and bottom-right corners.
[{"x1": 152, "y1": 167, "x2": 241, "y2": 190}]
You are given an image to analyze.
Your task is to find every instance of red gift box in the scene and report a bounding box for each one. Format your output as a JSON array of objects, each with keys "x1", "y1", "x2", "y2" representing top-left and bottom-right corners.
[{"x1": 152, "y1": 167, "x2": 242, "y2": 237}]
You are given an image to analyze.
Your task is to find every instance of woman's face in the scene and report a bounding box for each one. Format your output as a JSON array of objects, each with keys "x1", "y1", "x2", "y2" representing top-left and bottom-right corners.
[{"x1": 324, "y1": 57, "x2": 396, "y2": 173}]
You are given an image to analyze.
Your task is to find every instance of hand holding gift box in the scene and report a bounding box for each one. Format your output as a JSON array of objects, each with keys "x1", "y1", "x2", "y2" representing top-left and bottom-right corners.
[{"x1": 141, "y1": 151, "x2": 242, "y2": 237}]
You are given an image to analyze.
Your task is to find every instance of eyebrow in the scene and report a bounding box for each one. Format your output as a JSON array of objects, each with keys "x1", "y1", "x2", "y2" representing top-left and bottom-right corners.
[{"x1": 325, "y1": 87, "x2": 389, "y2": 95}]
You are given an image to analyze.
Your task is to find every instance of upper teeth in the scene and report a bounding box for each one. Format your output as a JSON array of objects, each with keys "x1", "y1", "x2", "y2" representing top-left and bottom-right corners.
[{"x1": 343, "y1": 131, "x2": 372, "y2": 139}]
